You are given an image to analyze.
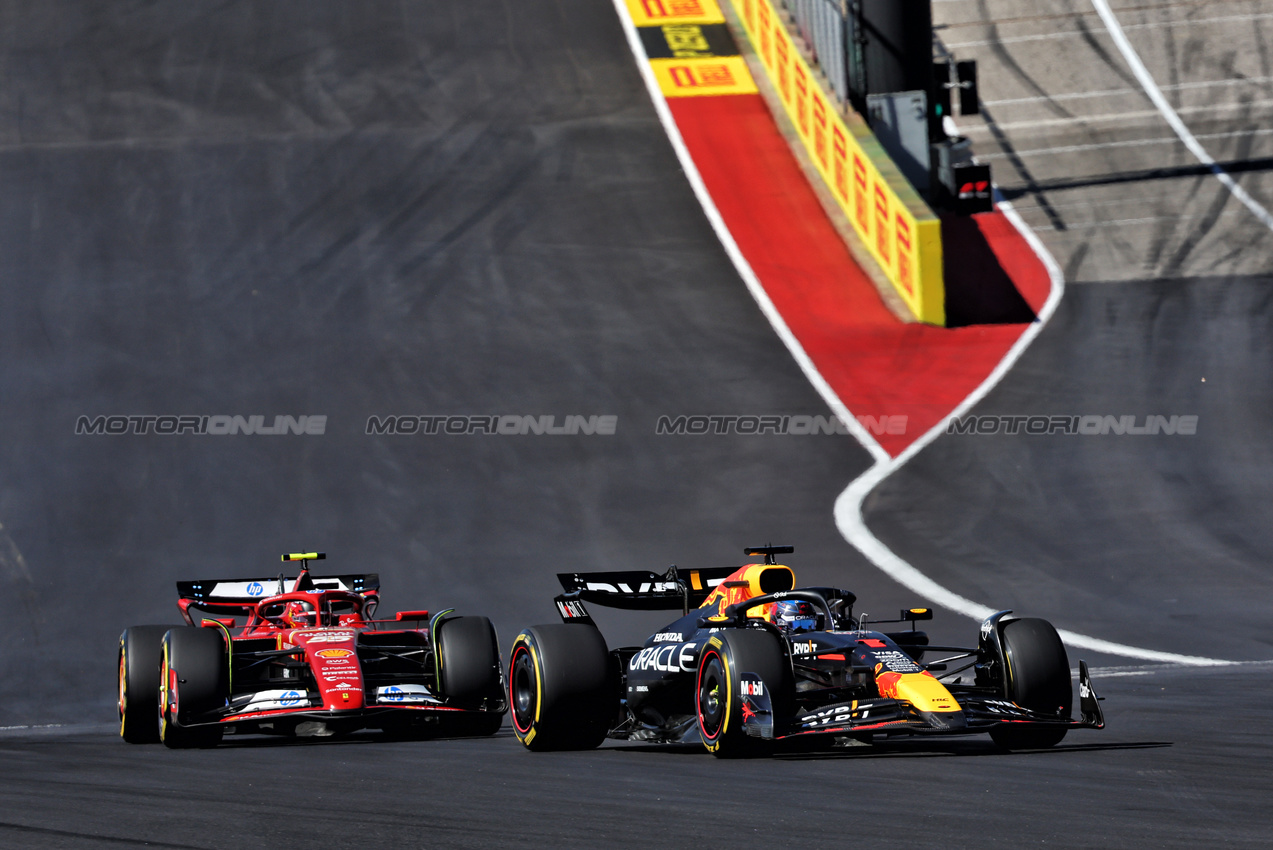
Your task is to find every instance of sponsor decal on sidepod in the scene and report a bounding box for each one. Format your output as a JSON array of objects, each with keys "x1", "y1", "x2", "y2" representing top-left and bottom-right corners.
[{"x1": 629, "y1": 643, "x2": 699, "y2": 673}]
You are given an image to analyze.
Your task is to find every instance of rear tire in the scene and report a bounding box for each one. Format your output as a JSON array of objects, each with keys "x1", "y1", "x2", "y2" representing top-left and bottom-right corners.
[
  {"x1": 118, "y1": 626, "x2": 171, "y2": 744},
  {"x1": 696, "y1": 629, "x2": 792, "y2": 758},
  {"x1": 508, "y1": 624, "x2": 611, "y2": 751},
  {"x1": 990, "y1": 617, "x2": 1071, "y2": 750},
  {"x1": 158, "y1": 628, "x2": 228, "y2": 749},
  {"x1": 436, "y1": 616, "x2": 503, "y2": 710}
]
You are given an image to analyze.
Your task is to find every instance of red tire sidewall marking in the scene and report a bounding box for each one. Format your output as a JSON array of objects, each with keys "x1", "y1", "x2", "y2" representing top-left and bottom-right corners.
[{"x1": 509, "y1": 643, "x2": 535, "y2": 736}]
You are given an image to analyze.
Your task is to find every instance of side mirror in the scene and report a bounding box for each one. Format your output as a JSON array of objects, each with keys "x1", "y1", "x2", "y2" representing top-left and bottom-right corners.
[{"x1": 903, "y1": 608, "x2": 933, "y2": 621}]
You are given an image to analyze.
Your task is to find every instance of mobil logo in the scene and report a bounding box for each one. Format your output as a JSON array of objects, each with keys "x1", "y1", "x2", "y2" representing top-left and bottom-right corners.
[{"x1": 246, "y1": 582, "x2": 264, "y2": 597}]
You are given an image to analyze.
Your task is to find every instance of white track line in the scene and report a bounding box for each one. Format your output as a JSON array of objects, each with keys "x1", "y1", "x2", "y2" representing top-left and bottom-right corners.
[
  {"x1": 612, "y1": 0, "x2": 1233, "y2": 665},
  {"x1": 962, "y1": 99, "x2": 1273, "y2": 134},
  {"x1": 975, "y1": 128, "x2": 1273, "y2": 161},
  {"x1": 946, "y1": 12, "x2": 1273, "y2": 48},
  {"x1": 1090, "y1": 0, "x2": 1273, "y2": 232},
  {"x1": 609, "y1": 0, "x2": 888, "y2": 462},
  {"x1": 984, "y1": 75, "x2": 1273, "y2": 107},
  {"x1": 1030, "y1": 210, "x2": 1245, "y2": 232},
  {"x1": 831, "y1": 198, "x2": 1230, "y2": 666}
]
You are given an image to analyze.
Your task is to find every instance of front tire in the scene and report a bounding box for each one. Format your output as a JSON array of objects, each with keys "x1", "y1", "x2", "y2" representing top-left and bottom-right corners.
[
  {"x1": 990, "y1": 617, "x2": 1071, "y2": 750},
  {"x1": 118, "y1": 626, "x2": 171, "y2": 744},
  {"x1": 158, "y1": 628, "x2": 228, "y2": 749},
  {"x1": 508, "y1": 624, "x2": 611, "y2": 751},
  {"x1": 436, "y1": 616, "x2": 503, "y2": 711},
  {"x1": 696, "y1": 629, "x2": 792, "y2": 758}
]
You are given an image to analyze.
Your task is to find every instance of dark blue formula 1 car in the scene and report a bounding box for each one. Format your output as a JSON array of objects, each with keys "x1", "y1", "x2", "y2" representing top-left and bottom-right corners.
[{"x1": 508, "y1": 546, "x2": 1103, "y2": 755}]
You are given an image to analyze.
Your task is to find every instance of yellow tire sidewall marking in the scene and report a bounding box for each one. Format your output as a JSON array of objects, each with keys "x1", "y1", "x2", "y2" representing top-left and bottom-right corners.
[
  {"x1": 529, "y1": 643, "x2": 543, "y2": 725},
  {"x1": 719, "y1": 646, "x2": 733, "y2": 737},
  {"x1": 117, "y1": 641, "x2": 127, "y2": 737},
  {"x1": 510, "y1": 635, "x2": 543, "y2": 746},
  {"x1": 158, "y1": 641, "x2": 171, "y2": 741}
]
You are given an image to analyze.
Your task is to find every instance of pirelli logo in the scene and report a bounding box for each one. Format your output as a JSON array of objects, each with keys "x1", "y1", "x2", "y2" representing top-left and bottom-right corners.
[
  {"x1": 756, "y1": 0, "x2": 772, "y2": 66},
  {"x1": 793, "y1": 65, "x2": 809, "y2": 136},
  {"x1": 774, "y1": 30, "x2": 789, "y2": 101},
  {"x1": 852, "y1": 154, "x2": 869, "y2": 231},
  {"x1": 832, "y1": 127, "x2": 848, "y2": 203},
  {"x1": 812, "y1": 96, "x2": 828, "y2": 169},
  {"x1": 626, "y1": 0, "x2": 725, "y2": 26},
  {"x1": 651, "y1": 56, "x2": 757, "y2": 97},
  {"x1": 643, "y1": 0, "x2": 705, "y2": 15},
  {"x1": 673, "y1": 63, "x2": 733, "y2": 87},
  {"x1": 873, "y1": 184, "x2": 890, "y2": 264},
  {"x1": 895, "y1": 213, "x2": 914, "y2": 295}
]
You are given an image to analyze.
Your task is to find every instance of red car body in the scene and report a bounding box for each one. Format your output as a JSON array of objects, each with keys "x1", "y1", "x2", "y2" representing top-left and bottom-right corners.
[{"x1": 118, "y1": 553, "x2": 505, "y2": 747}]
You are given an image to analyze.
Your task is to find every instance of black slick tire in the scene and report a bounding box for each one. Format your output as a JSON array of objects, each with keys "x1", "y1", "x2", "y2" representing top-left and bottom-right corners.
[
  {"x1": 118, "y1": 626, "x2": 170, "y2": 744},
  {"x1": 990, "y1": 617, "x2": 1071, "y2": 750},
  {"x1": 158, "y1": 628, "x2": 228, "y2": 749},
  {"x1": 696, "y1": 628, "x2": 792, "y2": 758},
  {"x1": 435, "y1": 616, "x2": 505, "y2": 736},
  {"x1": 437, "y1": 616, "x2": 503, "y2": 708},
  {"x1": 508, "y1": 624, "x2": 611, "y2": 751}
]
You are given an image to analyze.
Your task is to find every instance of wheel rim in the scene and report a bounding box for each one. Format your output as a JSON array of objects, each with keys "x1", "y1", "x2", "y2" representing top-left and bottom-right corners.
[
  {"x1": 510, "y1": 645, "x2": 537, "y2": 735},
  {"x1": 697, "y1": 652, "x2": 726, "y2": 740}
]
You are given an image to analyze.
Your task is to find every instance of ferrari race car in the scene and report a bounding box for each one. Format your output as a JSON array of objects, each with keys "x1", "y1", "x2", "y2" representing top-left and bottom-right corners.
[
  {"x1": 118, "y1": 553, "x2": 506, "y2": 748},
  {"x1": 509, "y1": 546, "x2": 1104, "y2": 755}
]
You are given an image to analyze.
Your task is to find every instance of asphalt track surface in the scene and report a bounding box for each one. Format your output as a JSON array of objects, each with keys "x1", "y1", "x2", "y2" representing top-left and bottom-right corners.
[{"x1": 2, "y1": 1, "x2": 1272, "y2": 847}]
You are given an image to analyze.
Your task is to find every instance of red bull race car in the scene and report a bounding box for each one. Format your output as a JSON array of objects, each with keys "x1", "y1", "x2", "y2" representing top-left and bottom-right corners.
[
  {"x1": 509, "y1": 546, "x2": 1104, "y2": 755},
  {"x1": 118, "y1": 553, "x2": 505, "y2": 748}
]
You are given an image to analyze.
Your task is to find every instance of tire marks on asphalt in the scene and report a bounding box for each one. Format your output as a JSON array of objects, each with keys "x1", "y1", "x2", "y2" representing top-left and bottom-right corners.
[{"x1": 1090, "y1": 0, "x2": 1273, "y2": 232}]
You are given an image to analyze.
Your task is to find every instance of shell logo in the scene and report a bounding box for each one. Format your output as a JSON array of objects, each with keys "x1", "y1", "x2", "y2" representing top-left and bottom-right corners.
[{"x1": 316, "y1": 648, "x2": 354, "y2": 659}]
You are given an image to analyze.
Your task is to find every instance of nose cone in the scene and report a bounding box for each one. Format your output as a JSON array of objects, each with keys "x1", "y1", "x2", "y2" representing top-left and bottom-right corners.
[
  {"x1": 298, "y1": 636, "x2": 365, "y2": 710},
  {"x1": 877, "y1": 670, "x2": 962, "y2": 713}
]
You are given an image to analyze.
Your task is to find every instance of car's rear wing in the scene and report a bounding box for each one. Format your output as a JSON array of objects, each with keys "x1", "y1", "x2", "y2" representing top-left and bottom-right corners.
[
  {"x1": 554, "y1": 566, "x2": 738, "y2": 620},
  {"x1": 177, "y1": 573, "x2": 380, "y2": 610}
]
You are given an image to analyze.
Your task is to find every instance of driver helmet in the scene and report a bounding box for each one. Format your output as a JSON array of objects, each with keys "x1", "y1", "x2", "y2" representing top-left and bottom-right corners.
[
  {"x1": 281, "y1": 601, "x2": 315, "y2": 628},
  {"x1": 773, "y1": 599, "x2": 817, "y2": 632}
]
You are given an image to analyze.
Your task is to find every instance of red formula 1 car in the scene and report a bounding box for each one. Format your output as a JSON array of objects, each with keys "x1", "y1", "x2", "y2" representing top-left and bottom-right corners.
[{"x1": 118, "y1": 553, "x2": 505, "y2": 748}]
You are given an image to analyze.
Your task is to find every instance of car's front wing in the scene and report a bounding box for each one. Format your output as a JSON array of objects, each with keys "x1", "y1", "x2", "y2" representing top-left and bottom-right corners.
[
  {"x1": 175, "y1": 684, "x2": 502, "y2": 730},
  {"x1": 743, "y1": 663, "x2": 1105, "y2": 740}
]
